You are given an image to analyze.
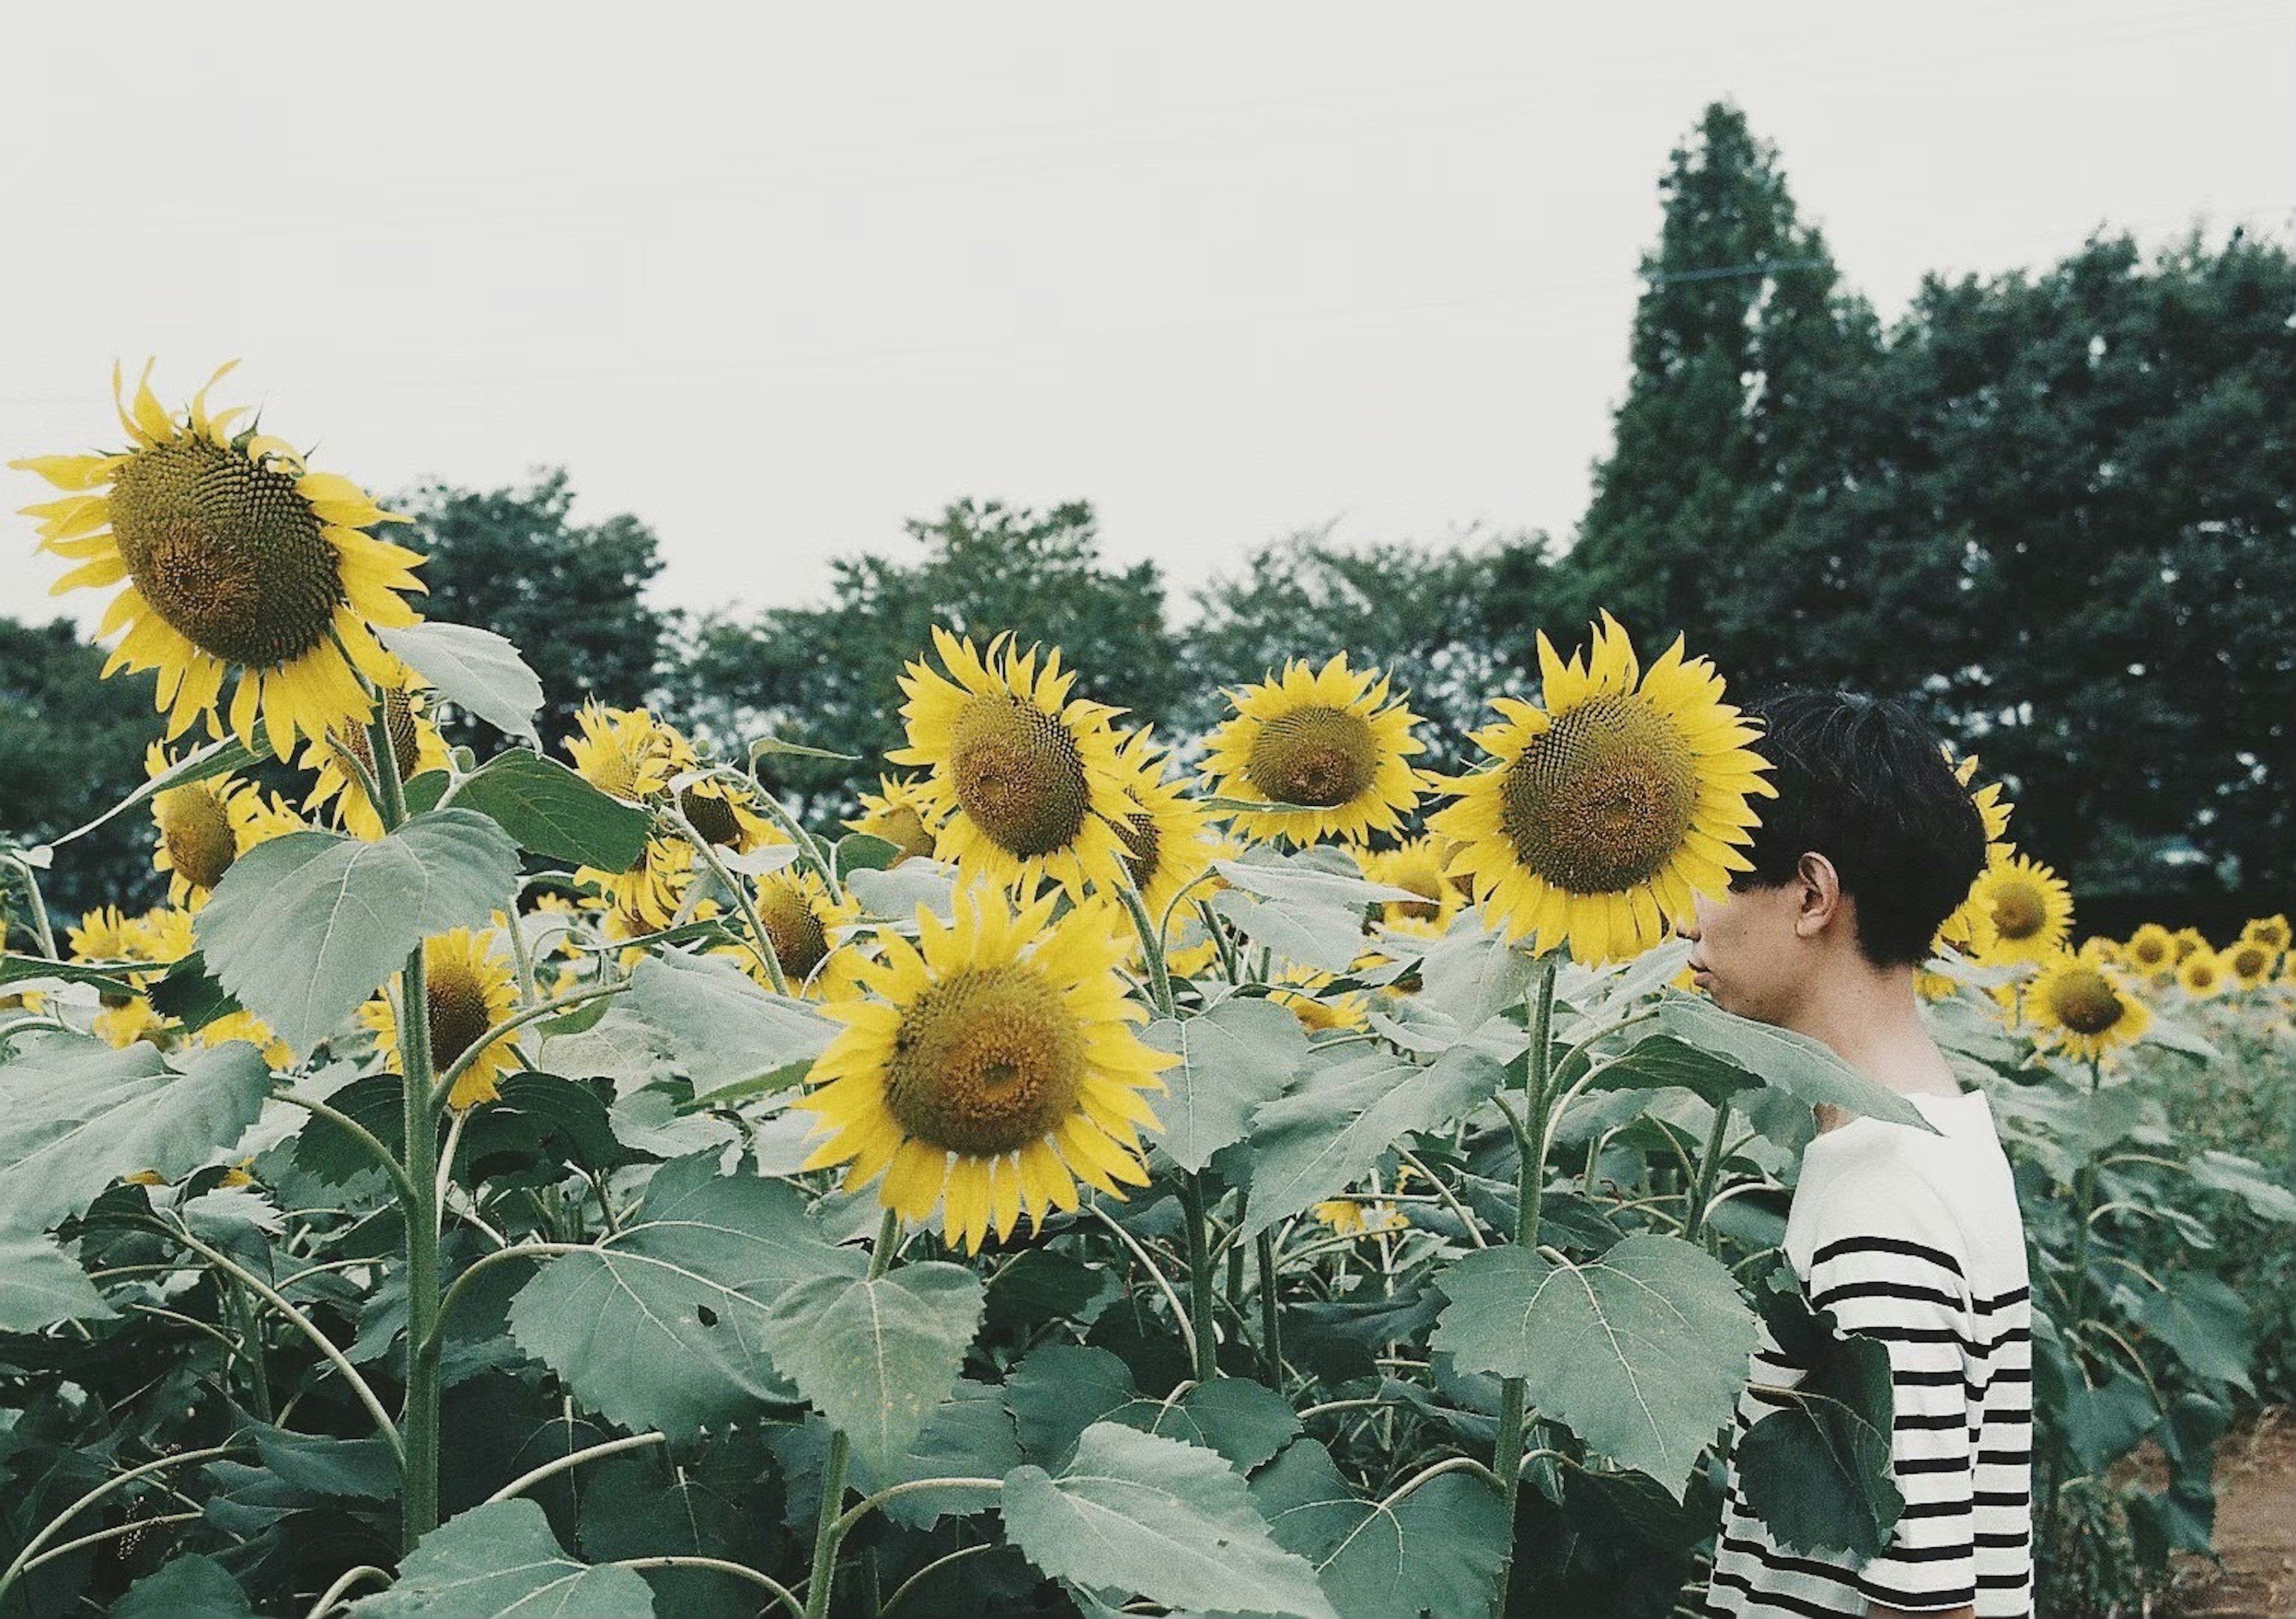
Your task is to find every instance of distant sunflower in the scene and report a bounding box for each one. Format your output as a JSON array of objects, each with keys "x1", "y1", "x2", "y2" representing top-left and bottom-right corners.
[
  {"x1": 299, "y1": 683, "x2": 452, "y2": 839},
  {"x1": 2024, "y1": 953, "x2": 2151, "y2": 1062},
  {"x1": 1313, "y1": 1196, "x2": 1408, "y2": 1237},
  {"x1": 2171, "y1": 927, "x2": 2208, "y2": 964},
  {"x1": 2242, "y1": 914, "x2": 2291, "y2": 952},
  {"x1": 674, "y1": 768, "x2": 783, "y2": 856},
  {"x1": 1109, "y1": 726, "x2": 1215, "y2": 925},
  {"x1": 1913, "y1": 966, "x2": 1959, "y2": 1003},
  {"x1": 2077, "y1": 936, "x2": 2123, "y2": 966},
  {"x1": 13, "y1": 361, "x2": 426, "y2": 755},
  {"x1": 844, "y1": 775, "x2": 944, "y2": 864},
  {"x1": 1268, "y1": 963, "x2": 1370, "y2": 1034},
  {"x1": 2125, "y1": 924, "x2": 2177, "y2": 976},
  {"x1": 1200, "y1": 653, "x2": 1430, "y2": 847},
  {"x1": 361, "y1": 928, "x2": 521, "y2": 1109},
  {"x1": 2225, "y1": 938, "x2": 2277, "y2": 991},
  {"x1": 1933, "y1": 747, "x2": 2014, "y2": 957},
  {"x1": 1430, "y1": 613, "x2": 1774, "y2": 965},
  {"x1": 1363, "y1": 836, "x2": 1461, "y2": 934},
  {"x1": 563, "y1": 704, "x2": 692, "y2": 925},
  {"x1": 200, "y1": 1010, "x2": 294, "y2": 1071},
  {"x1": 796, "y1": 884, "x2": 1174, "y2": 1254},
  {"x1": 746, "y1": 869, "x2": 866, "y2": 997},
  {"x1": 890, "y1": 628, "x2": 1140, "y2": 899},
  {"x1": 2176, "y1": 948, "x2": 2226, "y2": 1000},
  {"x1": 145, "y1": 743, "x2": 303, "y2": 904},
  {"x1": 1968, "y1": 850, "x2": 2075, "y2": 966}
]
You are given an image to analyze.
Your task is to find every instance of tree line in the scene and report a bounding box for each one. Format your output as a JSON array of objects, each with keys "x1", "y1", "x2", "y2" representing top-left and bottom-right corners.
[{"x1": 5, "y1": 102, "x2": 2288, "y2": 926}]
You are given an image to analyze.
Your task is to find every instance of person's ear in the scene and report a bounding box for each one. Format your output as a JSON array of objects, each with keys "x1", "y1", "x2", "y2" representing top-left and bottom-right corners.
[{"x1": 1793, "y1": 851, "x2": 1842, "y2": 939}]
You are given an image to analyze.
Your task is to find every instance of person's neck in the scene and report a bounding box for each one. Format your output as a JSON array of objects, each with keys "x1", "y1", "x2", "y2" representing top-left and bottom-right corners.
[{"x1": 1783, "y1": 959, "x2": 1961, "y2": 1130}]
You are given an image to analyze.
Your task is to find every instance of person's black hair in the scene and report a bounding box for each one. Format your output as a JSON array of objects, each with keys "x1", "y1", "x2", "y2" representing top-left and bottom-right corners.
[{"x1": 1733, "y1": 689, "x2": 1987, "y2": 968}]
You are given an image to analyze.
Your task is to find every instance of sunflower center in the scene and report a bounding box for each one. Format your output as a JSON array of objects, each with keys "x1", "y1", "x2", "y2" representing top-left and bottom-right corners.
[
  {"x1": 2131, "y1": 939, "x2": 2169, "y2": 968},
  {"x1": 1120, "y1": 811, "x2": 1162, "y2": 891},
  {"x1": 1390, "y1": 867, "x2": 1444, "y2": 922},
  {"x1": 426, "y1": 961, "x2": 493, "y2": 1074},
  {"x1": 2231, "y1": 944, "x2": 2271, "y2": 979},
  {"x1": 949, "y1": 697, "x2": 1091, "y2": 858},
  {"x1": 1990, "y1": 884, "x2": 2047, "y2": 941},
  {"x1": 884, "y1": 964, "x2": 1086, "y2": 1156},
  {"x1": 2051, "y1": 969, "x2": 2127, "y2": 1035},
  {"x1": 107, "y1": 438, "x2": 344, "y2": 669},
  {"x1": 679, "y1": 786, "x2": 744, "y2": 847},
  {"x1": 155, "y1": 784, "x2": 237, "y2": 891},
  {"x1": 1245, "y1": 706, "x2": 1378, "y2": 808},
  {"x1": 336, "y1": 688, "x2": 423, "y2": 781},
  {"x1": 1498, "y1": 695, "x2": 1699, "y2": 894},
  {"x1": 756, "y1": 882, "x2": 831, "y2": 982}
]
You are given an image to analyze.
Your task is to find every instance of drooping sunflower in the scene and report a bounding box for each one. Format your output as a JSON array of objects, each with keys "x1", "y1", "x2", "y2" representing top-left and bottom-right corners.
[
  {"x1": 145, "y1": 743, "x2": 304, "y2": 905},
  {"x1": 2125, "y1": 924, "x2": 2177, "y2": 977},
  {"x1": 1199, "y1": 653, "x2": 1431, "y2": 847},
  {"x1": 744, "y1": 869, "x2": 866, "y2": 997},
  {"x1": 361, "y1": 927, "x2": 521, "y2": 1109},
  {"x1": 2176, "y1": 948, "x2": 2226, "y2": 1000},
  {"x1": 2243, "y1": 914, "x2": 2292, "y2": 952},
  {"x1": 889, "y1": 628, "x2": 1141, "y2": 900},
  {"x1": 2023, "y1": 952, "x2": 2152, "y2": 1062},
  {"x1": 13, "y1": 361, "x2": 426, "y2": 756},
  {"x1": 1429, "y1": 613, "x2": 1775, "y2": 966},
  {"x1": 1967, "y1": 850, "x2": 2075, "y2": 966},
  {"x1": 299, "y1": 683, "x2": 453, "y2": 839},
  {"x1": 1932, "y1": 747, "x2": 2016, "y2": 957},
  {"x1": 843, "y1": 775, "x2": 944, "y2": 864},
  {"x1": 2225, "y1": 937, "x2": 2278, "y2": 991},
  {"x1": 1363, "y1": 836, "x2": 1462, "y2": 936},
  {"x1": 563, "y1": 704, "x2": 695, "y2": 924},
  {"x1": 1109, "y1": 726, "x2": 1215, "y2": 925},
  {"x1": 795, "y1": 884, "x2": 1175, "y2": 1254}
]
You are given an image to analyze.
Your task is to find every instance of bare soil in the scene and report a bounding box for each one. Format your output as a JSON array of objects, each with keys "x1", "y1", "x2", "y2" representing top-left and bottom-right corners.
[{"x1": 2124, "y1": 1405, "x2": 2296, "y2": 1618}]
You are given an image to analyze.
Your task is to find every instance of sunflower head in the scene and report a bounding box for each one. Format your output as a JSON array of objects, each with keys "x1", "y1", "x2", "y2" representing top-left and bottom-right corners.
[
  {"x1": 145, "y1": 743, "x2": 247, "y2": 900},
  {"x1": 1313, "y1": 1197, "x2": 1407, "y2": 1237},
  {"x1": 888, "y1": 628, "x2": 1140, "y2": 899},
  {"x1": 13, "y1": 361, "x2": 426, "y2": 754},
  {"x1": 844, "y1": 775, "x2": 944, "y2": 864},
  {"x1": 748, "y1": 869, "x2": 865, "y2": 995},
  {"x1": 361, "y1": 927, "x2": 521, "y2": 1108},
  {"x1": 2242, "y1": 914, "x2": 2291, "y2": 952},
  {"x1": 300, "y1": 683, "x2": 451, "y2": 839},
  {"x1": 2024, "y1": 952, "x2": 2152, "y2": 1062},
  {"x1": 1199, "y1": 653, "x2": 1430, "y2": 847},
  {"x1": 1268, "y1": 963, "x2": 1370, "y2": 1034},
  {"x1": 566, "y1": 701, "x2": 689, "y2": 802},
  {"x1": 2125, "y1": 924, "x2": 2176, "y2": 974},
  {"x1": 2176, "y1": 949, "x2": 2226, "y2": 1000},
  {"x1": 1363, "y1": 837, "x2": 1460, "y2": 931},
  {"x1": 795, "y1": 883, "x2": 1174, "y2": 1254},
  {"x1": 1967, "y1": 850, "x2": 2075, "y2": 966},
  {"x1": 1428, "y1": 613, "x2": 1774, "y2": 964},
  {"x1": 1108, "y1": 726, "x2": 1214, "y2": 924},
  {"x1": 2225, "y1": 938, "x2": 2278, "y2": 989},
  {"x1": 2172, "y1": 927, "x2": 2208, "y2": 964}
]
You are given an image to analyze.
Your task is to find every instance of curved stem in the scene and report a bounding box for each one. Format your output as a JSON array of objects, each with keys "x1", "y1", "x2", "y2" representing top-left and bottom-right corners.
[
  {"x1": 270, "y1": 1089, "x2": 423, "y2": 1212},
  {"x1": 1394, "y1": 1144, "x2": 1489, "y2": 1249},
  {"x1": 883, "y1": 1542, "x2": 997, "y2": 1617},
  {"x1": 1, "y1": 854, "x2": 58, "y2": 960},
  {"x1": 20, "y1": 1511, "x2": 204, "y2": 1573},
  {"x1": 1085, "y1": 1199, "x2": 1200, "y2": 1370},
  {"x1": 1256, "y1": 1229, "x2": 1284, "y2": 1379},
  {"x1": 1378, "y1": 1453, "x2": 1504, "y2": 1511},
  {"x1": 612, "y1": 1556, "x2": 803, "y2": 1618},
  {"x1": 304, "y1": 1563, "x2": 392, "y2": 1619},
  {"x1": 486, "y1": 1431, "x2": 667, "y2": 1504},
  {"x1": 668, "y1": 805, "x2": 792, "y2": 993},
  {"x1": 0, "y1": 1441, "x2": 248, "y2": 1606},
  {"x1": 1681, "y1": 1098, "x2": 1735, "y2": 1245},
  {"x1": 801, "y1": 1208, "x2": 902, "y2": 1619},
  {"x1": 718, "y1": 763, "x2": 842, "y2": 900},
  {"x1": 428, "y1": 982, "x2": 628, "y2": 1113},
  {"x1": 420, "y1": 1243, "x2": 585, "y2": 1364},
  {"x1": 829, "y1": 1476, "x2": 1005, "y2": 1542}
]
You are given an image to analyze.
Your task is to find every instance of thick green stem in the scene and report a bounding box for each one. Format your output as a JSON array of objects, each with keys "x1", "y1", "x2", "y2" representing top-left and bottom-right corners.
[
  {"x1": 803, "y1": 1208, "x2": 902, "y2": 1619},
  {"x1": 1179, "y1": 1174, "x2": 1220, "y2": 1382},
  {"x1": 1491, "y1": 957, "x2": 1558, "y2": 1619},
  {"x1": 2, "y1": 854, "x2": 58, "y2": 960},
  {"x1": 668, "y1": 807, "x2": 791, "y2": 994},
  {"x1": 1681, "y1": 1098, "x2": 1735, "y2": 1246},
  {"x1": 1257, "y1": 1230, "x2": 1284, "y2": 1381}
]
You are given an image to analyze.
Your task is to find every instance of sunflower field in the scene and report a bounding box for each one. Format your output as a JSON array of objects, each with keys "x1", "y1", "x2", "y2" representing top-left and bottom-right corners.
[{"x1": 1, "y1": 365, "x2": 2291, "y2": 1619}]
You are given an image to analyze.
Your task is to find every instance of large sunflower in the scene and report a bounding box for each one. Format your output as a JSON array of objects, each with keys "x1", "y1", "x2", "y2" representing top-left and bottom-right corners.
[
  {"x1": 2023, "y1": 952, "x2": 2151, "y2": 1062},
  {"x1": 1109, "y1": 726, "x2": 1215, "y2": 926},
  {"x1": 1967, "y1": 850, "x2": 2074, "y2": 966},
  {"x1": 14, "y1": 361, "x2": 426, "y2": 756},
  {"x1": 844, "y1": 775, "x2": 944, "y2": 864},
  {"x1": 1199, "y1": 653, "x2": 1430, "y2": 847},
  {"x1": 889, "y1": 628, "x2": 1140, "y2": 900},
  {"x1": 361, "y1": 927, "x2": 521, "y2": 1109},
  {"x1": 298, "y1": 683, "x2": 453, "y2": 839},
  {"x1": 1429, "y1": 613, "x2": 1774, "y2": 965},
  {"x1": 795, "y1": 884, "x2": 1174, "y2": 1254}
]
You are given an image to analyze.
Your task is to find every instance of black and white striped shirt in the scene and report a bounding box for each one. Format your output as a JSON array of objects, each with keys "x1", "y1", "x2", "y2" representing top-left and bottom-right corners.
[{"x1": 1707, "y1": 1089, "x2": 2034, "y2": 1618}]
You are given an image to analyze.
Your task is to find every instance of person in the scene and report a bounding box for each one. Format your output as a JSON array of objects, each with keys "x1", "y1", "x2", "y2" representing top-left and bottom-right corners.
[{"x1": 1686, "y1": 689, "x2": 2034, "y2": 1619}]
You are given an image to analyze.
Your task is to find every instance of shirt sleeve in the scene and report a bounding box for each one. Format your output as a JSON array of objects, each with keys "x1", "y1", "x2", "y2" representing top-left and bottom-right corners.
[{"x1": 1802, "y1": 1169, "x2": 1979, "y2": 1615}]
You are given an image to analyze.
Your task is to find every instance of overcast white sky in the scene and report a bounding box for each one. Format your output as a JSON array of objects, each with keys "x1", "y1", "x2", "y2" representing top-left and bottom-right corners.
[{"x1": 4, "y1": 0, "x2": 2290, "y2": 634}]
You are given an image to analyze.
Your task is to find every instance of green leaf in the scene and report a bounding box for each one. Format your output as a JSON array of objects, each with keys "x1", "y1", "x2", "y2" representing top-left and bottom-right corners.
[
  {"x1": 1006, "y1": 1343, "x2": 1140, "y2": 1468},
  {"x1": 115, "y1": 1555, "x2": 257, "y2": 1619},
  {"x1": 1142, "y1": 996, "x2": 1308, "y2": 1172},
  {"x1": 0, "y1": 1040, "x2": 271, "y2": 1229},
  {"x1": 1586, "y1": 1033, "x2": 1763, "y2": 1108},
  {"x1": 348, "y1": 1497, "x2": 654, "y2": 1617},
  {"x1": 625, "y1": 951, "x2": 836, "y2": 1096},
  {"x1": 0, "y1": 1227, "x2": 115, "y2": 1331},
  {"x1": 1148, "y1": 1376, "x2": 1302, "y2": 1472},
  {"x1": 2137, "y1": 1272, "x2": 2254, "y2": 1395},
  {"x1": 506, "y1": 1152, "x2": 863, "y2": 1437},
  {"x1": 2189, "y1": 1150, "x2": 2296, "y2": 1223},
  {"x1": 846, "y1": 861, "x2": 958, "y2": 925},
  {"x1": 1251, "y1": 1436, "x2": 1509, "y2": 1619},
  {"x1": 1237, "y1": 1045, "x2": 1506, "y2": 1239},
  {"x1": 1213, "y1": 851, "x2": 1422, "y2": 909},
  {"x1": 761, "y1": 1261, "x2": 985, "y2": 1476},
  {"x1": 2059, "y1": 1367, "x2": 2161, "y2": 1475},
  {"x1": 1212, "y1": 890, "x2": 1372, "y2": 976},
  {"x1": 1000, "y1": 1421, "x2": 1338, "y2": 1619},
  {"x1": 1431, "y1": 1233, "x2": 1759, "y2": 1499},
  {"x1": 450, "y1": 750, "x2": 652, "y2": 869},
  {"x1": 847, "y1": 1379, "x2": 1024, "y2": 1529},
  {"x1": 146, "y1": 951, "x2": 242, "y2": 1034},
  {"x1": 834, "y1": 833, "x2": 903, "y2": 877},
  {"x1": 1405, "y1": 915, "x2": 1541, "y2": 1034},
  {"x1": 194, "y1": 810, "x2": 519, "y2": 1053},
  {"x1": 248, "y1": 1423, "x2": 402, "y2": 1500},
  {"x1": 378, "y1": 621, "x2": 545, "y2": 746},
  {"x1": 1657, "y1": 997, "x2": 1935, "y2": 1132},
  {"x1": 0, "y1": 954, "x2": 139, "y2": 998}
]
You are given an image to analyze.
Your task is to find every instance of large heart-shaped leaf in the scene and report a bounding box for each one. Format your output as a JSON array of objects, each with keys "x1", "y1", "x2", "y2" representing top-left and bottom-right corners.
[
  {"x1": 378, "y1": 621, "x2": 545, "y2": 746},
  {"x1": 507, "y1": 1153, "x2": 863, "y2": 1437},
  {"x1": 1000, "y1": 1421, "x2": 1337, "y2": 1619},
  {"x1": 1431, "y1": 1233, "x2": 1758, "y2": 1500},
  {"x1": 1658, "y1": 997, "x2": 1933, "y2": 1131},
  {"x1": 194, "y1": 810, "x2": 518, "y2": 1053},
  {"x1": 0, "y1": 1039, "x2": 271, "y2": 1229},
  {"x1": 2138, "y1": 1272, "x2": 2254, "y2": 1395},
  {"x1": 1236, "y1": 1044, "x2": 1506, "y2": 1239},
  {"x1": 349, "y1": 1498, "x2": 653, "y2": 1617},
  {"x1": 1142, "y1": 997, "x2": 1307, "y2": 1172},
  {"x1": 1250, "y1": 1435, "x2": 1509, "y2": 1619},
  {"x1": 625, "y1": 951, "x2": 836, "y2": 1097},
  {"x1": 450, "y1": 750, "x2": 652, "y2": 869},
  {"x1": 761, "y1": 1262, "x2": 984, "y2": 1476},
  {"x1": 0, "y1": 1227, "x2": 116, "y2": 1331}
]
